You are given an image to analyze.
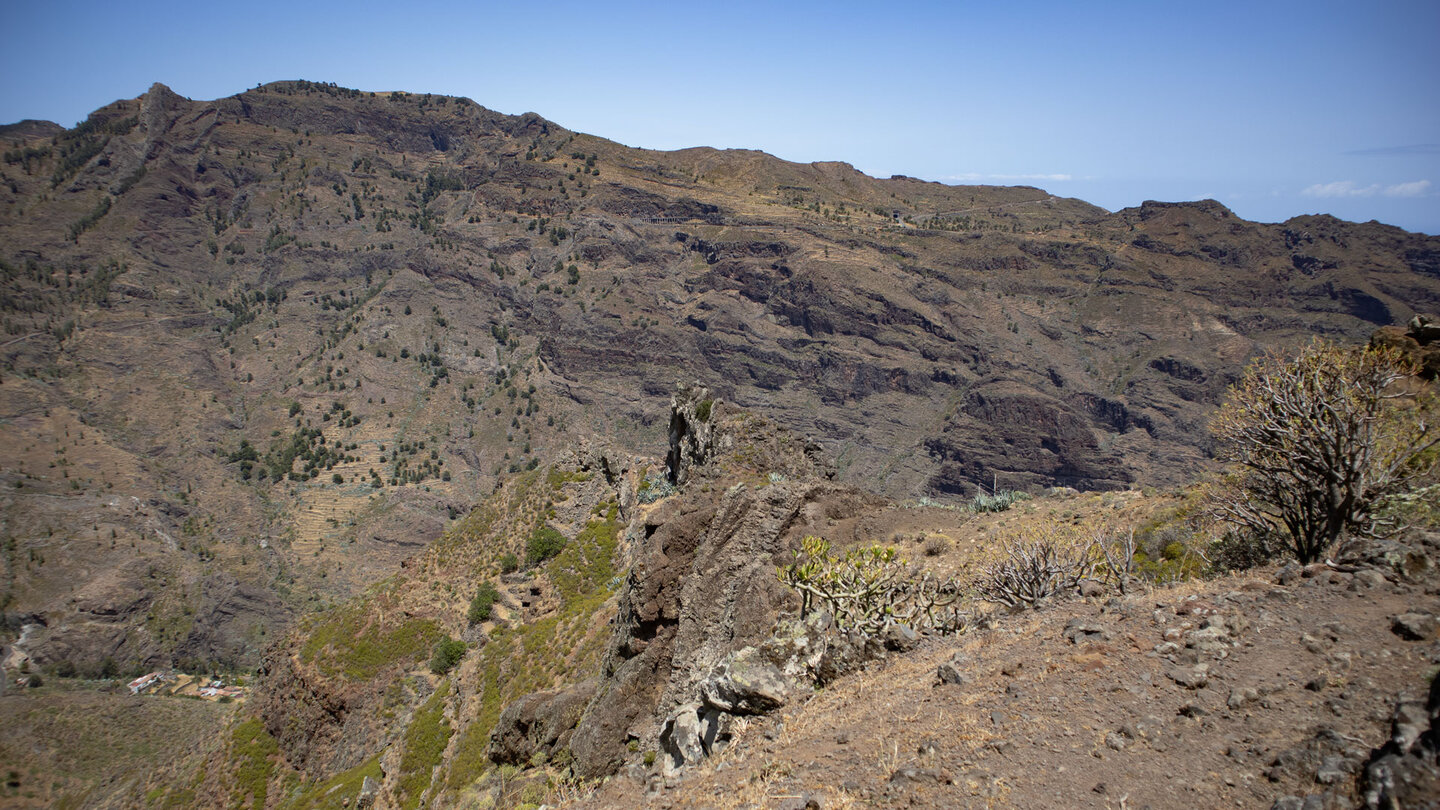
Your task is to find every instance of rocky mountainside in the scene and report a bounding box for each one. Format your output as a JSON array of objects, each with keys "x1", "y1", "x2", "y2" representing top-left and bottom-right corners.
[
  {"x1": 2, "y1": 79, "x2": 1439, "y2": 681},
  {"x1": 140, "y1": 387, "x2": 1440, "y2": 810}
]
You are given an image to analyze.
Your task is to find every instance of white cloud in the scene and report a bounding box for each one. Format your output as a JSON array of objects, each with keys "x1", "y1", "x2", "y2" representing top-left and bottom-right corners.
[
  {"x1": 1302, "y1": 180, "x2": 1378, "y2": 198},
  {"x1": 1383, "y1": 179, "x2": 1431, "y2": 197},
  {"x1": 1302, "y1": 179, "x2": 1432, "y2": 198},
  {"x1": 944, "y1": 172, "x2": 1073, "y2": 183}
]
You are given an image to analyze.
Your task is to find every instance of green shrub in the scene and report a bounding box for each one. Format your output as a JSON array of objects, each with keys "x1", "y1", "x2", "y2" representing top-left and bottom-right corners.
[
  {"x1": 1131, "y1": 513, "x2": 1207, "y2": 583},
  {"x1": 526, "y1": 526, "x2": 567, "y2": 566},
  {"x1": 397, "y1": 683, "x2": 453, "y2": 810},
  {"x1": 1210, "y1": 340, "x2": 1439, "y2": 564},
  {"x1": 468, "y1": 583, "x2": 500, "y2": 624},
  {"x1": 230, "y1": 718, "x2": 279, "y2": 810},
  {"x1": 499, "y1": 552, "x2": 520, "y2": 574},
  {"x1": 429, "y1": 637, "x2": 466, "y2": 675},
  {"x1": 778, "y1": 536, "x2": 967, "y2": 634}
]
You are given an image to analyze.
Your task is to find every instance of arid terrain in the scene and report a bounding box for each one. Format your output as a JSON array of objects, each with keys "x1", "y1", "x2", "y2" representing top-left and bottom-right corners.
[{"x1": 1, "y1": 81, "x2": 1438, "y2": 809}]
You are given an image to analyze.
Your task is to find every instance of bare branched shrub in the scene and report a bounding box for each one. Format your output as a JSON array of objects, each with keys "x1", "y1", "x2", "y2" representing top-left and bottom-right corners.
[
  {"x1": 977, "y1": 520, "x2": 1098, "y2": 609},
  {"x1": 777, "y1": 536, "x2": 969, "y2": 635},
  {"x1": 1092, "y1": 525, "x2": 1140, "y2": 595},
  {"x1": 1210, "y1": 340, "x2": 1439, "y2": 564}
]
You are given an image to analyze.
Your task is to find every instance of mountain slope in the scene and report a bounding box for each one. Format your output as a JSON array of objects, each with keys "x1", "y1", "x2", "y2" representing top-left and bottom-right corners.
[{"x1": 0, "y1": 80, "x2": 1438, "y2": 677}]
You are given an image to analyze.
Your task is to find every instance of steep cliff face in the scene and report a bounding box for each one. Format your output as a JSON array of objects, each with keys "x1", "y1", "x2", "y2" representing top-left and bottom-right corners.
[{"x1": 554, "y1": 392, "x2": 872, "y2": 777}]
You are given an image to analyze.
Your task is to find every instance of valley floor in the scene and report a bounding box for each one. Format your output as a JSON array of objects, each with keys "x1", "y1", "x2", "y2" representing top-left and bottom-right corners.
[{"x1": 0, "y1": 681, "x2": 232, "y2": 808}]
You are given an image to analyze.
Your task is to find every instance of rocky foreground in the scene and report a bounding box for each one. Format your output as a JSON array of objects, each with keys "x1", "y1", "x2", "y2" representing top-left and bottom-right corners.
[
  {"x1": 0, "y1": 388, "x2": 1436, "y2": 809},
  {"x1": 573, "y1": 550, "x2": 1440, "y2": 809}
]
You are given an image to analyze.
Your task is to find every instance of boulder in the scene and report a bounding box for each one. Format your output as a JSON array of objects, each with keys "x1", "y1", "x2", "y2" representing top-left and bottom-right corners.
[
  {"x1": 699, "y1": 648, "x2": 791, "y2": 715},
  {"x1": 881, "y1": 622, "x2": 920, "y2": 652},
  {"x1": 488, "y1": 679, "x2": 598, "y2": 766},
  {"x1": 1063, "y1": 619, "x2": 1111, "y2": 644},
  {"x1": 658, "y1": 703, "x2": 707, "y2": 773},
  {"x1": 936, "y1": 652, "x2": 969, "y2": 686},
  {"x1": 699, "y1": 706, "x2": 735, "y2": 755},
  {"x1": 1227, "y1": 687, "x2": 1260, "y2": 710},
  {"x1": 1391, "y1": 612, "x2": 1437, "y2": 641},
  {"x1": 814, "y1": 628, "x2": 886, "y2": 685},
  {"x1": 1361, "y1": 672, "x2": 1440, "y2": 809},
  {"x1": 1409, "y1": 313, "x2": 1440, "y2": 344},
  {"x1": 1165, "y1": 664, "x2": 1209, "y2": 689},
  {"x1": 355, "y1": 775, "x2": 379, "y2": 809}
]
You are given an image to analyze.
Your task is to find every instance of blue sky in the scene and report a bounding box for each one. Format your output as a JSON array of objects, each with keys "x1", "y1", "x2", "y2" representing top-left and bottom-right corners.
[{"x1": 4, "y1": 0, "x2": 1437, "y2": 233}]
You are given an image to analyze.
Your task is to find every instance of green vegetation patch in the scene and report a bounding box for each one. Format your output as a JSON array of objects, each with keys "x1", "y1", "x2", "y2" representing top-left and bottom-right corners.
[
  {"x1": 230, "y1": 717, "x2": 280, "y2": 810},
  {"x1": 428, "y1": 637, "x2": 466, "y2": 675},
  {"x1": 969, "y1": 490, "x2": 1030, "y2": 513},
  {"x1": 277, "y1": 753, "x2": 382, "y2": 810},
  {"x1": 396, "y1": 682, "x2": 452, "y2": 810},
  {"x1": 549, "y1": 501, "x2": 621, "y2": 606},
  {"x1": 442, "y1": 502, "x2": 621, "y2": 798},
  {"x1": 545, "y1": 467, "x2": 592, "y2": 489},
  {"x1": 468, "y1": 583, "x2": 500, "y2": 624},
  {"x1": 525, "y1": 525, "x2": 568, "y2": 566},
  {"x1": 299, "y1": 598, "x2": 442, "y2": 681}
]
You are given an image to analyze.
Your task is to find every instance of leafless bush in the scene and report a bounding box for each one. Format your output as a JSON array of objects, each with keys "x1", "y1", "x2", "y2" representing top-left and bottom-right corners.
[
  {"x1": 1210, "y1": 340, "x2": 1439, "y2": 564},
  {"x1": 1093, "y1": 525, "x2": 1140, "y2": 594},
  {"x1": 977, "y1": 521, "x2": 1098, "y2": 609}
]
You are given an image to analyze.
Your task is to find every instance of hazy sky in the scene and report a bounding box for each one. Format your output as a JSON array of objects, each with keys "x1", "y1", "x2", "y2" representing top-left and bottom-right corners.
[{"x1": 4, "y1": 0, "x2": 1437, "y2": 233}]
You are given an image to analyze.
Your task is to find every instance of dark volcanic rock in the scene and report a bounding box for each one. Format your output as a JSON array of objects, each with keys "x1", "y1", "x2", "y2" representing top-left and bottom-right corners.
[
  {"x1": 1361, "y1": 672, "x2": 1440, "y2": 809},
  {"x1": 567, "y1": 408, "x2": 863, "y2": 778},
  {"x1": 489, "y1": 679, "x2": 598, "y2": 766},
  {"x1": 926, "y1": 380, "x2": 1134, "y2": 494}
]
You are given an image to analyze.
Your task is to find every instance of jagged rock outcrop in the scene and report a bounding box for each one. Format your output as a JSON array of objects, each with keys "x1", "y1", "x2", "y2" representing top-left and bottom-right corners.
[
  {"x1": 1371, "y1": 313, "x2": 1440, "y2": 380},
  {"x1": 1361, "y1": 672, "x2": 1440, "y2": 808},
  {"x1": 652, "y1": 611, "x2": 892, "y2": 775},
  {"x1": 564, "y1": 400, "x2": 874, "y2": 778},
  {"x1": 488, "y1": 679, "x2": 598, "y2": 766},
  {"x1": 250, "y1": 650, "x2": 355, "y2": 774},
  {"x1": 666, "y1": 384, "x2": 722, "y2": 486}
]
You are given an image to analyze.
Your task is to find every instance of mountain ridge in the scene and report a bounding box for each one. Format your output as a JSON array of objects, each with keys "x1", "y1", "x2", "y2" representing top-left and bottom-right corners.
[{"x1": 0, "y1": 78, "x2": 1437, "y2": 680}]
